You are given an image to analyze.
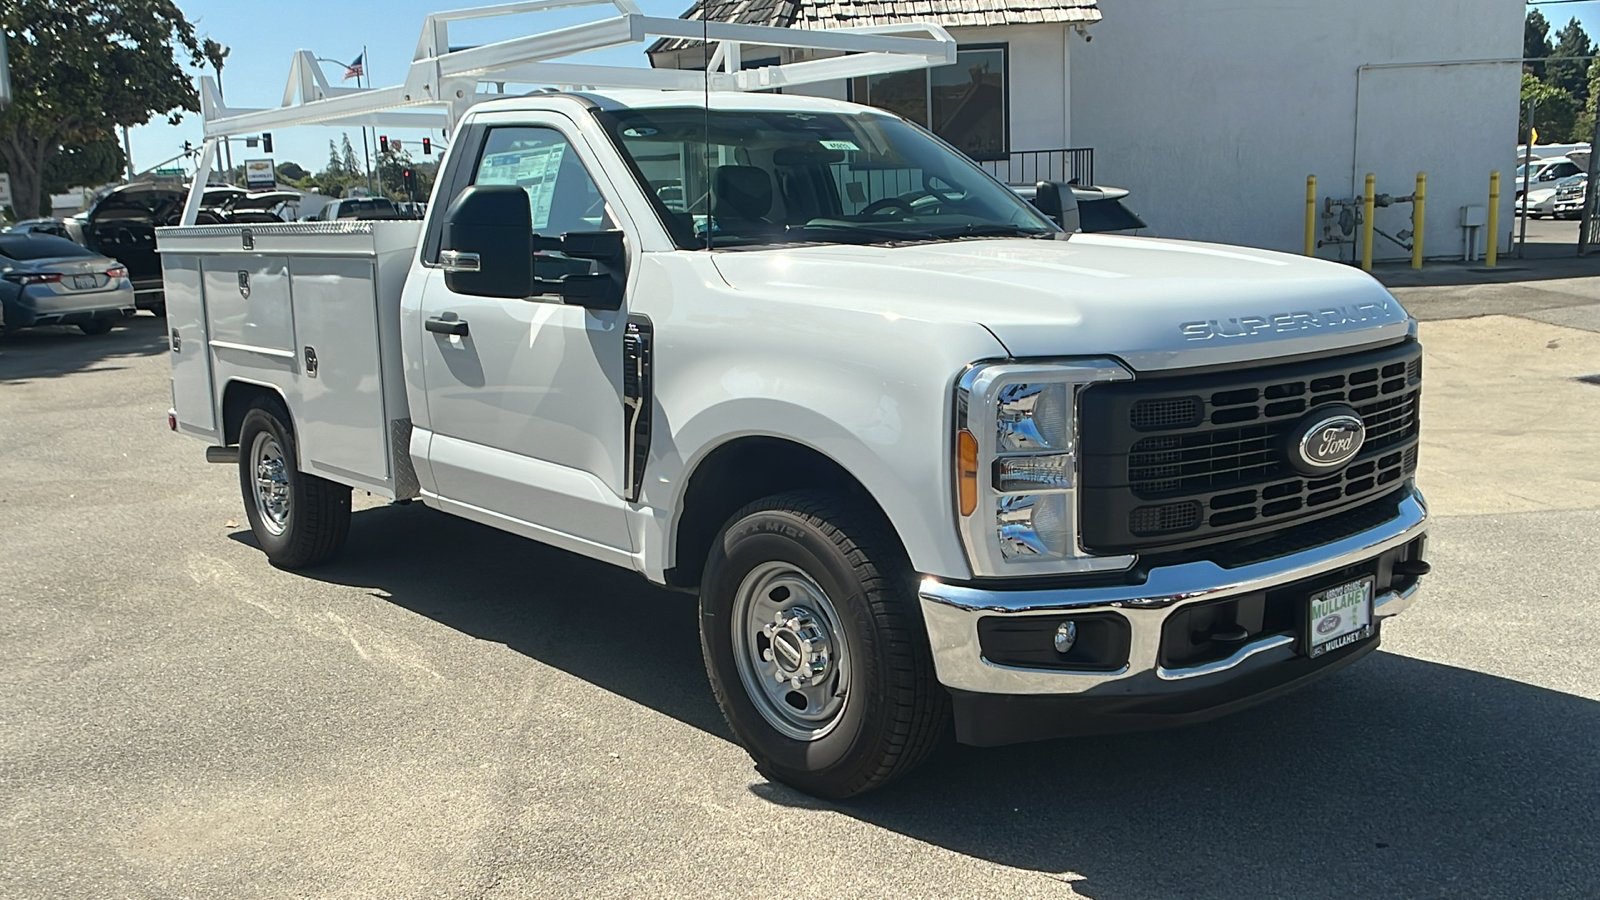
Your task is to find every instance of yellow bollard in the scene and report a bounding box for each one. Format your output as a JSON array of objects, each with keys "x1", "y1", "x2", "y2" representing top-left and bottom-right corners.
[
  {"x1": 1486, "y1": 171, "x2": 1501, "y2": 267},
  {"x1": 1362, "y1": 173, "x2": 1376, "y2": 272},
  {"x1": 1411, "y1": 172, "x2": 1426, "y2": 269},
  {"x1": 1305, "y1": 176, "x2": 1317, "y2": 257}
]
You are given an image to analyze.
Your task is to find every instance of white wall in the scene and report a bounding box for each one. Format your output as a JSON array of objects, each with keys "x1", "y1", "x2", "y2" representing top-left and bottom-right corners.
[{"x1": 1068, "y1": 0, "x2": 1523, "y2": 260}]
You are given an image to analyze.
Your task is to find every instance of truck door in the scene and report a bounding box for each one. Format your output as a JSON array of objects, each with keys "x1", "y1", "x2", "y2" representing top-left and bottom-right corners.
[{"x1": 416, "y1": 120, "x2": 632, "y2": 558}]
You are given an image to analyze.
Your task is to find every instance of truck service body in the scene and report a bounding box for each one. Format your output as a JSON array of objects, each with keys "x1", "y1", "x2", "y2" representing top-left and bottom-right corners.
[{"x1": 162, "y1": 2, "x2": 1428, "y2": 797}]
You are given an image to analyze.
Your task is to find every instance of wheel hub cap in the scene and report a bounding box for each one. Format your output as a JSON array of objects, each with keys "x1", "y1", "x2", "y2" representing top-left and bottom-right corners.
[
  {"x1": 250, "y1": 432, "x2": 291, "y2": 536},
  {"x1": 762, "y1": 607, "x2": 832, "y2": 689},
  {"x1": 731, "y1": 562, "x2": 852, "y2": 741}
]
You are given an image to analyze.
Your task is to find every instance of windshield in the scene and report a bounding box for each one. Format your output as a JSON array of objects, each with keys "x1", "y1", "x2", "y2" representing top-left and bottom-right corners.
[{"x1": 597, "y1": 106, "x2": 1058, "y2": 249}]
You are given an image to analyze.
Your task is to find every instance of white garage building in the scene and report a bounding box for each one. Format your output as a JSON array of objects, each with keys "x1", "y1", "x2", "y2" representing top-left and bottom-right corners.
[{"x1": 650, "y1": 0, "x2": 1525, "y2": 261}]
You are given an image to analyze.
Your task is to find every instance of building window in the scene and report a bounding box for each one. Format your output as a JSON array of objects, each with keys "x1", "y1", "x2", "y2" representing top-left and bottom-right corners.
[{"x1": 852, "y1": 45, "x2": 1008, "y2": 160}]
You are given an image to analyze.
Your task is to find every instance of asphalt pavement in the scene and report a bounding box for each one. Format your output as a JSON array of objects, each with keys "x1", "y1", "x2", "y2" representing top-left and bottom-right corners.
[{"x1": 2, "y1": 276, "x2": 1599, "y2": 899}]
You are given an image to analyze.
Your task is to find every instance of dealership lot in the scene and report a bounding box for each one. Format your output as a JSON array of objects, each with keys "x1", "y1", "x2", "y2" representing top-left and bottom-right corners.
[{"x1": 3, "y1": 285, "x2": 1600, "y2": 899}]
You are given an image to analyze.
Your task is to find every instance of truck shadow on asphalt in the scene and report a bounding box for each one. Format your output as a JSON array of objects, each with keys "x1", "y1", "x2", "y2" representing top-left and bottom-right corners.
[
  {"x1": 0, "y1": 313, "x2": 168, "y2": 383},
  {"x1": 283, "y1": 503, "x2": 1599, "y2": 900}
]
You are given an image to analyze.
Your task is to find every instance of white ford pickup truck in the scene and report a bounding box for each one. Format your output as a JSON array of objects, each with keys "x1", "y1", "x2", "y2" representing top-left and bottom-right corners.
[{"x1": 161, "y1": 4, "x2": 1428, "y2": 798}]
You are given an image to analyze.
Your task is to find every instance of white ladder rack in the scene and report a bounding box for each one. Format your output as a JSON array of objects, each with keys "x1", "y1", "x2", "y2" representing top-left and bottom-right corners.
[{"x1": 182, "y1": 0, "x2": 955, "y2": 223}]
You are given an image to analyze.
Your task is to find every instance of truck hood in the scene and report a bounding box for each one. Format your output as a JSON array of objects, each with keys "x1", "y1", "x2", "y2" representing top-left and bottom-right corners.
[{"x1": 709, "y1": 235, "x2": 1410, "y2": 371}]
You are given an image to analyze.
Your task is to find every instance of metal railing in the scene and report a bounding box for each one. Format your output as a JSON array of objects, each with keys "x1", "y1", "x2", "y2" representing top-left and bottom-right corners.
[{"x1": 977, "y1": 148, "x2": 1095, "y2": 187}]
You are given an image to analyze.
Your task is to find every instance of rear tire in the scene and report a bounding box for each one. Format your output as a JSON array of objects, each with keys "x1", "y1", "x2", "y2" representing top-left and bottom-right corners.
[
  {"x1": 237, "y1": 398, "x2": 351, "y2": 568},
  {"x1": 77, "y1": 318, "x2": 112, "y2": 336},
  {"x1": 700, "y1": 490, "x2": 949, "y2": 799}
]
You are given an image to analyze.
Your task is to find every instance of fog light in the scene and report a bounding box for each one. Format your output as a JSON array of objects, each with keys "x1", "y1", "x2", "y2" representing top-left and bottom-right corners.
[{"x1": 1054, "y1": 620, "x2": 1078, "y2": 653}]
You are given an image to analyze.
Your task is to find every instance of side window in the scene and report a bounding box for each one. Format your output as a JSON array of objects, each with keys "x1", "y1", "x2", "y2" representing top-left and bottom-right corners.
[{"x1": 473, "y1": 126, "x2": 614, "y2": 235}]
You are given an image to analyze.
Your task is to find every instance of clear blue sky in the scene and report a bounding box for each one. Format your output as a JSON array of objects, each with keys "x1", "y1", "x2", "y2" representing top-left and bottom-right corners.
[{"x1": 128, "y1": 0, "x2": 693, "y2": 177}]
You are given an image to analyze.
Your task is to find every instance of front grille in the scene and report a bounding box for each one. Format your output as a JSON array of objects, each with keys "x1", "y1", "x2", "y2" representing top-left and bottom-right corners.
[{"x1": 1079, "y1": 341, "x2": 1422, "y2": 554}]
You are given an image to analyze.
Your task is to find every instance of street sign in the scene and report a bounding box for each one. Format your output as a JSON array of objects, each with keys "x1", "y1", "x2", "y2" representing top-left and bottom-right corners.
[
  {"x1": 244, "y1": 158, "x2": 276, "y2": 190},
  {"x1": 154, "y1": 167, "x2": 185, "y2": 176},
  {"x1": 0, "y1": 172, "x2": 12, "y2": 209}
]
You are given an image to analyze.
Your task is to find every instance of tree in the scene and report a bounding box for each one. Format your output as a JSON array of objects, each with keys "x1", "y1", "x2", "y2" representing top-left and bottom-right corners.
[
  {"x1": 1549, "y1": 18, "x2": 1595, "y2": 104},
  {"x1": 1527, "y1": 9, "x2": 1555, "y2": 78},
  {"x1": 276, "y1": 161, "x2": 307, "y2": 182},
  {"x1": 43, "y1": 136, "x2": 125, "y2": 195},
  {"x1": 340, "y1": 133, "x2": 363, "y2": 182},
  {"x1": 1521, "y1": 72, "x2": 1577, "y2": 144},
  {"x1": 0, "y1": 1, "x2": 202, "y2": 221},
  {"x1": 325, "y1": 139, "x2": 345, "y2": 178}
]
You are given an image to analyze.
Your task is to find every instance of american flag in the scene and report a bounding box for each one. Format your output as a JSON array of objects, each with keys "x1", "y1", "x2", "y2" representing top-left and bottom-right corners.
[{"x1": 342, "y1": 53, "x2": 365, "y2": 82}]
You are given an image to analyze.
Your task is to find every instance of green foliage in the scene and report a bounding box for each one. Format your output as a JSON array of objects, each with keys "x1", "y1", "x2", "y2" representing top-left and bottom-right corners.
[
  {"x1": 1549, "y1": 18, "x2": 1595, "y2": 103},
  {"x1": 0, "y1": 0, "x2": 202, "y2": 219},
  {"x1": 1527, "y1": 9, "x2": 1554, "y2": 79},
  {"x1": 376, "y1": 149, "x2": 437, "y2": 202},
  {"x1": 1522, "y1": 72, "x2": 1578, "y2": 144},
  {"x1": 43, "y1": 137, "x2": 125, "y2": 194},
  {"x1": 340, "y1": 134, "x2": 361, "y2": 177}
]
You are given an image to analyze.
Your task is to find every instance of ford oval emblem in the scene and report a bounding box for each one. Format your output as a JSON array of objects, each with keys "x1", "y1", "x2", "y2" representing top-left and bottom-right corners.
[
  {"x1": 1316, "y1": 613, "x2": 1344, "y2": 635},
  {"x1": 1289, "y1": 407, "x2": 1365, "y2": 473}
]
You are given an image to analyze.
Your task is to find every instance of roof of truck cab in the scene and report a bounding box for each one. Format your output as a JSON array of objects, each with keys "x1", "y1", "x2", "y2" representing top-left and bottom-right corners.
[{"x1": 468, "y1": 89, "x2": 877, "y2": 117}]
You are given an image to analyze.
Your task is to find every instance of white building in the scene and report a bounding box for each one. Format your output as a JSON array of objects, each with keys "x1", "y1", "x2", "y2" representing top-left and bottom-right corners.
[{"x1": 650, "y1": 0, "x2": 1525, "y2": 261}]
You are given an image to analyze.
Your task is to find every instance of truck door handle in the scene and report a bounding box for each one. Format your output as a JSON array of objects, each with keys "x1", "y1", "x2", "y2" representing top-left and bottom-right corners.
[{"x1": 426, "y1": 316, "x2": 469, "y2": 337}]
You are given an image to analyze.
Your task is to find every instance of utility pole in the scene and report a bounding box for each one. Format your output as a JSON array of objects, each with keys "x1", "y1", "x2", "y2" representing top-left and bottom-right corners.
[
  {"x1": 121, "y1": 126, "x2": 135, "y2": 183},
  {"x1": 359, "y1": 47, "x2": 376, "y2": 193}
]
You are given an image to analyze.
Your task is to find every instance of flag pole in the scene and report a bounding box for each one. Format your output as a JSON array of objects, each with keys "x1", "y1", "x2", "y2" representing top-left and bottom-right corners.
[{"x1": 359, "y1": 47, "x2": 375, "y2": 193}]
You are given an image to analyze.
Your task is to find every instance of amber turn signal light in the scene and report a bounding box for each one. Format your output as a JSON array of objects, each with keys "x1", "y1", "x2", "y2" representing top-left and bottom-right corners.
[{"x1": 957, "y1": 429, "x2": 979, "y2": 516}]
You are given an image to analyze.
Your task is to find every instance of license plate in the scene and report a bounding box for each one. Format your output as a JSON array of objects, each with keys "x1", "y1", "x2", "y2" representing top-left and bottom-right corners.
[
  {"x1": 72, "y1": 274, "x2": 97, "y2": 290},
  {"x1": 1307, "y1": 576, "x2": 1374, "y2": 658}
]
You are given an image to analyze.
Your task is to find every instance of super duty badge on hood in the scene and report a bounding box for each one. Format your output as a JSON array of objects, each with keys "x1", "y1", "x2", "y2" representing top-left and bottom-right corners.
[{"x1": 1180, "y1": 298, "x2": 1401, "y2": 341}]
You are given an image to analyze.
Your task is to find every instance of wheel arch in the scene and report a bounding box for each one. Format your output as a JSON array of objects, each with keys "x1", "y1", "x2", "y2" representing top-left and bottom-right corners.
[
  {"x1": 220, "y1": 379, "x2": 291, "y2": 447},
  {"x1": 665, "y1": 434, "x2": 905, "y2": 591}
]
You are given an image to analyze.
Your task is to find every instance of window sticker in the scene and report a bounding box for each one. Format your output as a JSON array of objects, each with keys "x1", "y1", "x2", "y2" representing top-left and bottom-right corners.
[
  {"x1": 478, "y1": 144, "x2": 568, "y2": 230},
  {"x1": 819, "y1": 140, "x2": 860, "y2": 152}
]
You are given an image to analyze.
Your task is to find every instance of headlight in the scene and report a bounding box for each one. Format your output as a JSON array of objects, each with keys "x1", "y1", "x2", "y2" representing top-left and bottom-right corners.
[{"x1": 954, "y1": 359, "x2": 1137, "y2": 577}]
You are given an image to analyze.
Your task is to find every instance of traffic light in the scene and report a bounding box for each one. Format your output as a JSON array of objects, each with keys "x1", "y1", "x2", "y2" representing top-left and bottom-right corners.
[
  {"x1": 262, "y1": 132, "x2": 273, "y2": 153},
  {"x1": 422, "y1": 137, "x2": 432, "y2": 155},
  {"x1": 379, "y1": 135, "x2": 389, "y2": 154},
  {"x1": 402, "y1": 168, "x2": 419, "y2": 199},
  {"x1": 183, "y1": 140, "x2": 193, "y2": 156}
]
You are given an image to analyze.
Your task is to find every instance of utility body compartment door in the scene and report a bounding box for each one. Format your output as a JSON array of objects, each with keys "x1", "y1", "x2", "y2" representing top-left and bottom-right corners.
[
  {"x1": 416, "y1": 116, "x2": 633, "y2": 561},
  {"x1": 290, "y1": 257, "x2": 390, "y2": 485},
  {"x1": 163, "y1": 254, "x2": 218, "y2": 439}
]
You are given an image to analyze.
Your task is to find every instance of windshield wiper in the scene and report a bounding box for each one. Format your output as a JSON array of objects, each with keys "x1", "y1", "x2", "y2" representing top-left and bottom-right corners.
[
  {"x1": 782, "y1": 223, "x2": 942, "y2": 244},
  {"x1": 920, "y1": 224, "x2": 1058, "y2": 239}
]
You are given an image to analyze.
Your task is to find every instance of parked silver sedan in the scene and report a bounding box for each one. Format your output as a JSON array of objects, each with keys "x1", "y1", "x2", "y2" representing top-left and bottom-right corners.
[{"x1": 0, "y1": 233, "x2": 136, "y2": 335}]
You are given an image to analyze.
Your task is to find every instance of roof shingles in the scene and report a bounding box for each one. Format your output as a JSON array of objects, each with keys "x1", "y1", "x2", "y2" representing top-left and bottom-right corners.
[{"x1": 652, "y1": 0, "x2": 1099, "y2": 53}]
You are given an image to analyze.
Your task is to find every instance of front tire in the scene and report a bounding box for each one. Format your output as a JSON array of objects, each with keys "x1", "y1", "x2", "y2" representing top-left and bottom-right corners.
[
  {"x1": 237, "y1": 399, "x2": 351, "y2": 568},
  {"x1": 700, "y1": 491, "x2": 949, "y2": 799}
]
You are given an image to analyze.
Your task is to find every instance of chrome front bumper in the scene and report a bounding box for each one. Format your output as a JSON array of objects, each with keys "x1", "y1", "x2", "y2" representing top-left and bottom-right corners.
[{"x1": 919, "y1": 485, "x2": 1427, "y2": 696}]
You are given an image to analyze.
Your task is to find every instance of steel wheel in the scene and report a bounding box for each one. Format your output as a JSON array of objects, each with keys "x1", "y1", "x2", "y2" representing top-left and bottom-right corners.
[
  {"x1": 731, "y1": 561, "x2": 853, "y2": 741},
  {"x1": 250, "y1": 431, "x2": 291, "y2": 537}
]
